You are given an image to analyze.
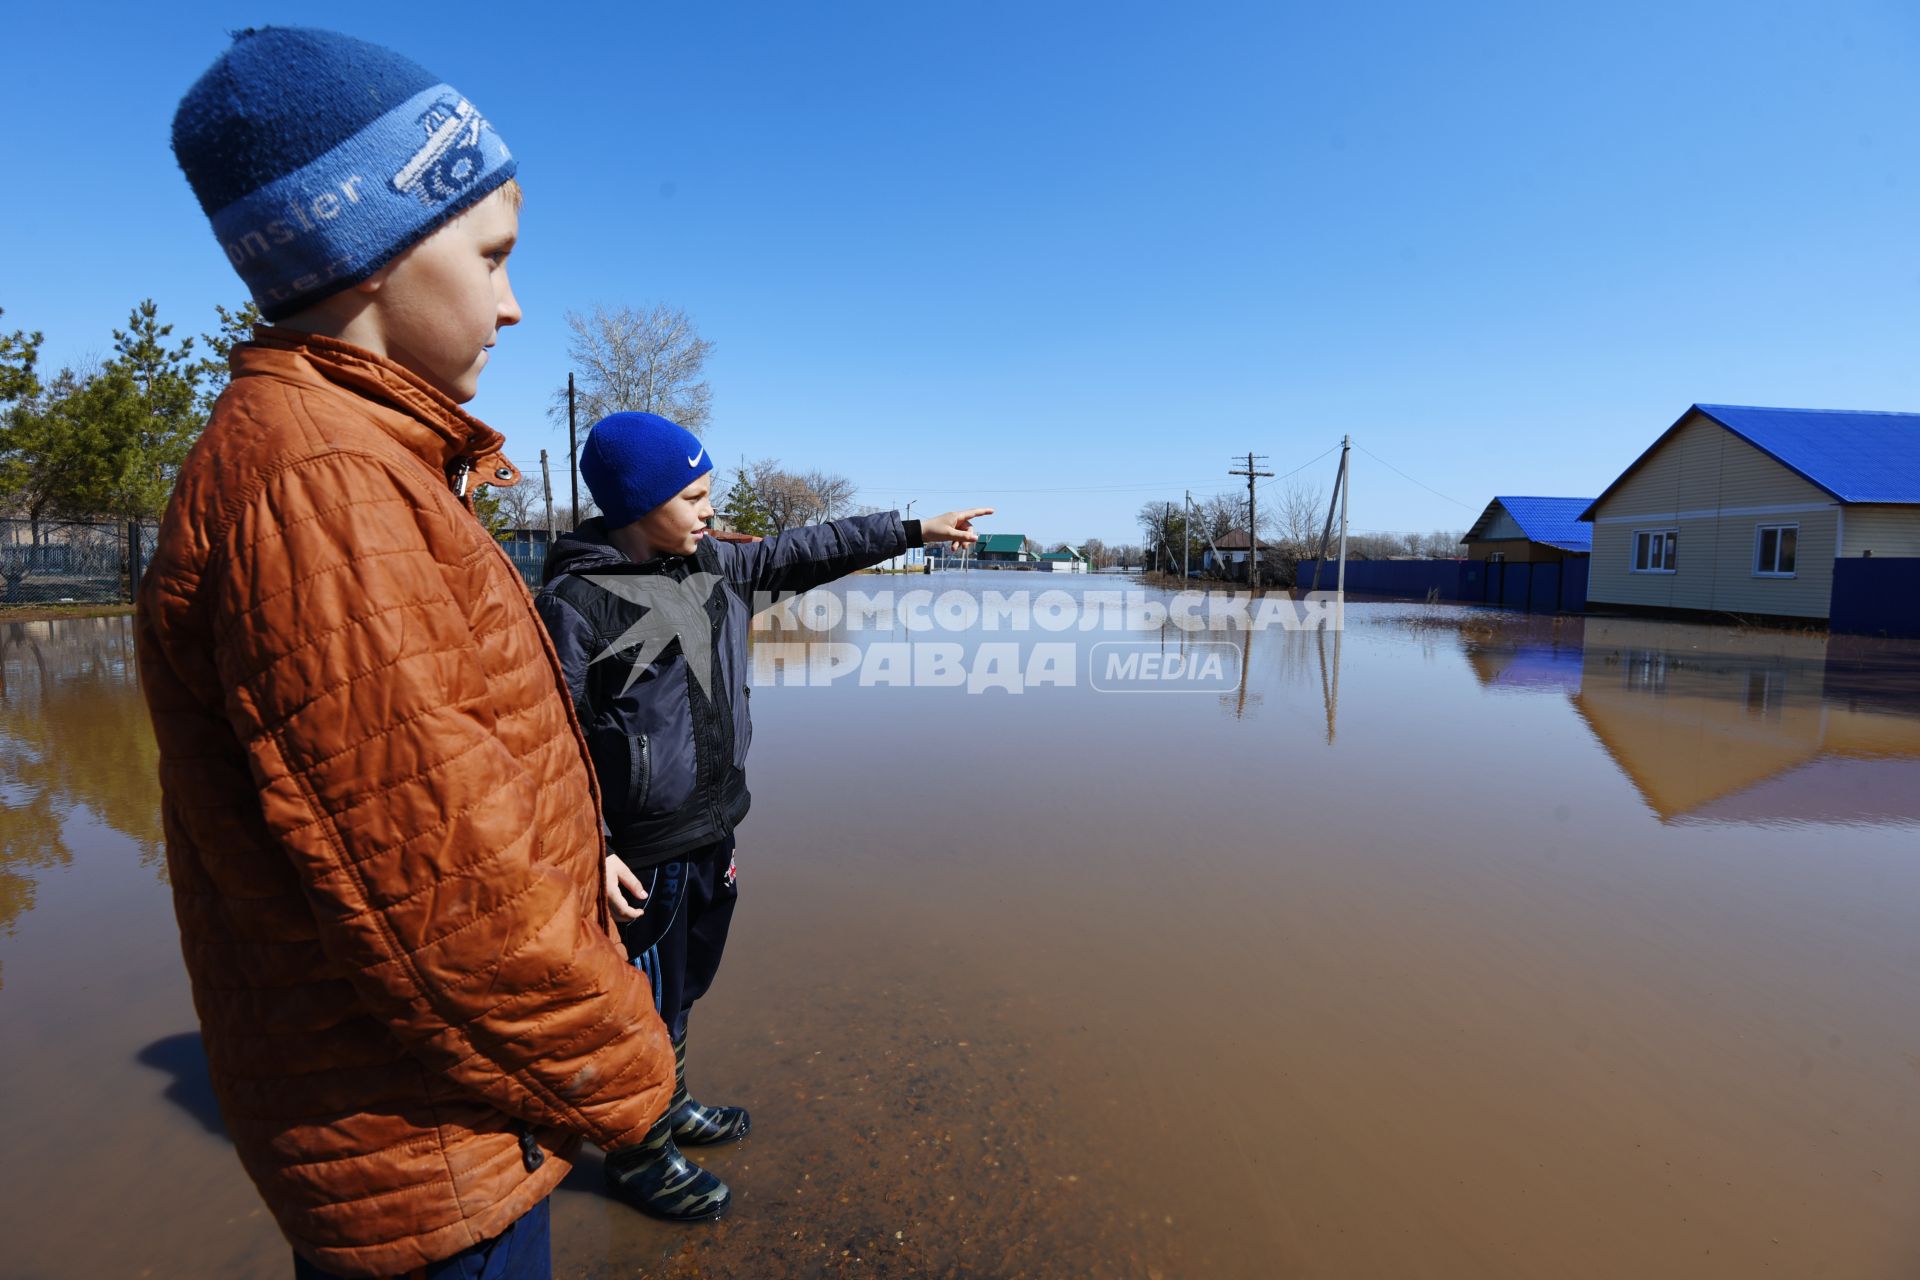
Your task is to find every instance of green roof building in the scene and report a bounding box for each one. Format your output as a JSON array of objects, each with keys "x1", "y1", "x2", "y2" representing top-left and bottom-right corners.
[{"x1": 975, "y1": 533, "x2": 1033, "y2": 562}]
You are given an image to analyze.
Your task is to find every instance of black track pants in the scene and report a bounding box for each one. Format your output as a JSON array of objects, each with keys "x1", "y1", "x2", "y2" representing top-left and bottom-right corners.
[{"x1": 615, "y1": 837, "x2": 739, "y2": 1041}]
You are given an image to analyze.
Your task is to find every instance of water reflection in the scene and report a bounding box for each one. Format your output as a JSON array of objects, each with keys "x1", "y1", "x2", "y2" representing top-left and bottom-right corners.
[
  {"x1": 8, "y1": 591, "x2": 1920, "y2": 1278},
  {"x1": 0, "y1": 616, "x2": 163, "y2": 978},
  {"x1": 1455, "y1": 613, "x2": 1920, "y2": 827}
]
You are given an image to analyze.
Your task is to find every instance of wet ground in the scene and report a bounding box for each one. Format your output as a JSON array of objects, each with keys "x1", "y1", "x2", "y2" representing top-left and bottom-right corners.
[{"x1": 6, "y1": 580, "x2": 1920, "y2": 1277}]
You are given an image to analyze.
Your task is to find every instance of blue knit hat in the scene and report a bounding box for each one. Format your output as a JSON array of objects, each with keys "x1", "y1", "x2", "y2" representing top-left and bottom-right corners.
[
  {"x1": 580, "y1": 413, "x2": 714, "y2": 530},
  {"x1": 172, "y1": 27, "x2": 516, "y2": 321}
]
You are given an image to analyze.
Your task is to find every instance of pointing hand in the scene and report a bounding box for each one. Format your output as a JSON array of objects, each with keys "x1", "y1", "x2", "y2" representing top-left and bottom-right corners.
[{"x1": 921, "y1": 507, "x2": 995, "y2": 547}]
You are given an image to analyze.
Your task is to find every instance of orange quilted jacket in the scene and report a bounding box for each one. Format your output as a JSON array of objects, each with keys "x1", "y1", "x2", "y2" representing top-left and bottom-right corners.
[{"x1": 135, "y1": 329, "x2": 672, "y2": 1277}]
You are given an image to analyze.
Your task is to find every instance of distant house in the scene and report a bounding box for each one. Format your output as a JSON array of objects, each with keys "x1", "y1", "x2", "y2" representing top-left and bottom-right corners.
[
  {"x1": 1203, "y1": 528, "x2": 1267, "y2": 575},
  {"x1": 1580, "y1": 404, "x2": 1920, "y2": 632},
  {"x1": 1459, "y1": 496, "x2": 1593, "y2": 562},
  {"x1": 1454, "y1": 495, "x2": 1594, "y2": 611},
  {"x1": 974, "y1": 533, "x2": 1034, "y2": 563},
  {"x1": 1037, "y1": 547, "x2": 1088, "y2": 574}
]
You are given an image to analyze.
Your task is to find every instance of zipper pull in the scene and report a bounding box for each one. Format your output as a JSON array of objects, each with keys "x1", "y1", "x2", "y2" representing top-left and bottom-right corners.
[
  {"x1": 519, "y1": 1126, "x2": 545, "y2": 1172},
  {"x1": 450, "y1": 457, "x2": 475, "y2": 500}
]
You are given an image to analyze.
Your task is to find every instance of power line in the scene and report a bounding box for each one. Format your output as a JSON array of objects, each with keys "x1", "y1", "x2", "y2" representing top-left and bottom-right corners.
[
  {"x1": 1255, "y1": 443, "x2": 1342, "y2": 492},
  {"x1": 1352, "y1": 443, "x2": 1476, "y2": 509},
  {"x1": 852, "y1": 478, "x2": 1241, "y2": 496}
]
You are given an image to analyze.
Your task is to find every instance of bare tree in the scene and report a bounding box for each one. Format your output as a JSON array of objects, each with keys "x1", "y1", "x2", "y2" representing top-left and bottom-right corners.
[
  {"x1": 483, "y1": 477, "x2": 538, "y2": 530},
  {"x1": 1136, "y1": 500, "x2": 1188, "y2": 571},
  {"x1": 739, "y1": 457, "x2": 856, "y2": 534},
  {"x1": 1271, "y1": 481, "x2": 1324, "y2": 555},
  {"x1": 552, "y1": 304, "x2": 714, "y2": 433},
  {"x1": 752, "y1": 461, "x2": 811, "y2": 535},
  {"x1": 1196, "y1": 494, "x2": 1241, "y2": 545},
  {"x1": 799, "y1": 469, "x2": 855, "y2": 524}
]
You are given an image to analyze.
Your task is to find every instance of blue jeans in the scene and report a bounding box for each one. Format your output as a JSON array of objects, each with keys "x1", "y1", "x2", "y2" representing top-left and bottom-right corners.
[{"x1": 293, "y1": 1198, "x2": 550, "y2": 1280}]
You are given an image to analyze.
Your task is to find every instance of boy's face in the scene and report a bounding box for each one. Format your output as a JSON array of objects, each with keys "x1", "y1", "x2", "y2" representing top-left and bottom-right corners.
[
  {"x1": 364, "y1": 186, "x2": 522, "y2": 402},
  {"x1": 634, "y1": 474, "x2": 715, "y2": 557}
]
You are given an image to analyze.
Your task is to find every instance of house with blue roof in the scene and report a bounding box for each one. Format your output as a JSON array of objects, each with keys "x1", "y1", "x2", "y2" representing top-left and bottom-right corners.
[
  {"x1": 1580, "y1": 404, "x2": 1920, "y2": 632},
  {"x1": 1453, "y1": 497, "x2": 1594, "y2": 612},
  {"x1": 1460, "y1": 496, "x2": 1594, "y2": 561}
]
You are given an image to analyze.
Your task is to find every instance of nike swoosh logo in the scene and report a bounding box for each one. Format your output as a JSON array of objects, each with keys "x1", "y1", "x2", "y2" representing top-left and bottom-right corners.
[{"x1": 688, "y1": 447, "x2": 705, "y2": 467}]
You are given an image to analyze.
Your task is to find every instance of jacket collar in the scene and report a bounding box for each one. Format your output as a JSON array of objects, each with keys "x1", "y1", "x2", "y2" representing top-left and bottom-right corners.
[
  {"x1": 546, "y1": 517, "x2": 696, "y2": 580},
  {"x1": 231, "y1": 327, "x2": 522, "y2": 489}
]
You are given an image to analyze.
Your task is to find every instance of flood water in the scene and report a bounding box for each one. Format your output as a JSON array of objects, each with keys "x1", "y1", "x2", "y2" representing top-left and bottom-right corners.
[{"x1": 7, "y1": 578, "x2": 1920, "y2": 1278}]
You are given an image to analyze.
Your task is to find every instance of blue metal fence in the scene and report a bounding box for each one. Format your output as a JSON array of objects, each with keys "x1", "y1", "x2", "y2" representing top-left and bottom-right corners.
[
  {"x1": 1830, "y1": 558, "x2": 1920, "y2": 638},
  {"x1": 498, "y1": 539, "x2": 547, "y2": 590},
  {"x1": 1296, "y1": 559, "x2": 1465, "y2": 600},
  {"x1": 1295, "y1": 557, "x2": 1588, "y2": 613}
]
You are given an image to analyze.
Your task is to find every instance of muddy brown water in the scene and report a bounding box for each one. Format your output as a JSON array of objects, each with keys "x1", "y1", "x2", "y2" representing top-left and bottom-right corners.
[{"x1": 6, "y1": 580, "x2": 1920, "y2": 1278}]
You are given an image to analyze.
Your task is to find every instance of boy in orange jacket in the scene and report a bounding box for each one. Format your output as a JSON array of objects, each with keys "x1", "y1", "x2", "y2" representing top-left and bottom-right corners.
[{"x1": 140, "y1": 27, "x2": 672, "y2": 1279}]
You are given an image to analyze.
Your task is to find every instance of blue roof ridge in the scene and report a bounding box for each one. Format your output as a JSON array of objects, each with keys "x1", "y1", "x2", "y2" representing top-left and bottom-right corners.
[
  {"x1": 1695, "y1": 402, "x2": 1920, "y2": 419},
  {"x1": 1494, "y1": 495, "x2": 1594, "y2": 504}
]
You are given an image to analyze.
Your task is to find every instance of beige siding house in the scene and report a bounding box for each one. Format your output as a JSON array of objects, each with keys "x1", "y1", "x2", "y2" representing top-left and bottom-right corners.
[{"x1": 1581, "y1": 404, "x2": 1920, "y2": 624}]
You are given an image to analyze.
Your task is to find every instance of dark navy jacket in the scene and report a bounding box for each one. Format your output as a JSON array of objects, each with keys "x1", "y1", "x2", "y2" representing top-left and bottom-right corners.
[{"x1": 535, "y1": 512, "x2": 912, "y2": 867}]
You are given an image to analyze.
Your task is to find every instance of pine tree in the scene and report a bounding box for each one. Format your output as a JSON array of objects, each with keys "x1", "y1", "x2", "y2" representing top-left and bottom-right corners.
[
  {"x1": 0, "y1": 308, "x2": 43, "y2": 404},
  {"x1": 471, "y1": 485, "x2": 510, "y2": 537},
  {"x1": 195, "y1": 300, "x2": 262, "y2": 415},
  {"x1": 107, "y1": 300, "x2": 205, "y2": 521},
  {"x1": 718, "y1": 462, "x2": 773, "y2": 536},
  {"x1": 0, "y1": 312, "x2": 72, "y2": 543}
]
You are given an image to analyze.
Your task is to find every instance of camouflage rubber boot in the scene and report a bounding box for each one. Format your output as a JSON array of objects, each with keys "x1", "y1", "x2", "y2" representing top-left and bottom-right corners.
[
  {"x1": 667, "y1": 1030, "x2": 752, "y2": 1146},
  {"x1": 603, "y1": 1115, "x2": 730, "y2": 1223}
]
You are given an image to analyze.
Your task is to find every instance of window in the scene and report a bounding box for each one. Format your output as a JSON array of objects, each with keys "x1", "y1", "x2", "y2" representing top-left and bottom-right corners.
[
  {"x1": 1632, "y1": 529, "x2": 1678, "y2": 573},
  {"x1": 1488, "y1": 551, "x2": 1506, "y2": 563},
  {"x1": 1753, "y1": 523, "x2": 1798, "y2": 577}
]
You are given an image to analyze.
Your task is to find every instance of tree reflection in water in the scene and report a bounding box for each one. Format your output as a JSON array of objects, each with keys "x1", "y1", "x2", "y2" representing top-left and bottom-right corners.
[{"x1": 0, "y1": 615, "x2": 164, "y2": 983}]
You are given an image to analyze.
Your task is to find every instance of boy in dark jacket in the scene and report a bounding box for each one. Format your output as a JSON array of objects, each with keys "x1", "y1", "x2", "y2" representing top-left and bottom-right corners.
[{"x1": 534, "y1": 411, "x2": 989, "y2": 1220}]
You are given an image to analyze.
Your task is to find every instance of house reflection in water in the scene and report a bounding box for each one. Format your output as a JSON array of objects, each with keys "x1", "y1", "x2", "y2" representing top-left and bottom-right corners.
[{"x1": 1463, "y1": 615, "x2": 1920, "y2": 827}]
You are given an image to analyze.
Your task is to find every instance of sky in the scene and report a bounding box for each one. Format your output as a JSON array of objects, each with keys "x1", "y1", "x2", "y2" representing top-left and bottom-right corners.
[{"x1": 5, "y1": 0, "x2": 1919, "y2": 547}]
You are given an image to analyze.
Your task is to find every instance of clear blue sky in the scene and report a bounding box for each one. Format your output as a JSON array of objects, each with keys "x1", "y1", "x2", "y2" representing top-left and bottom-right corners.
[{"x1": 5, "y1": 1, "x2": 1918, "y2": 546}]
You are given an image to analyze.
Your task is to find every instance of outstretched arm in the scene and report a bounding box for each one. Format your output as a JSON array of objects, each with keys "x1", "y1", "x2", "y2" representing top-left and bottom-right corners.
[{"x1": 715, "y1": 506, "x2": 994, "y2": 599}]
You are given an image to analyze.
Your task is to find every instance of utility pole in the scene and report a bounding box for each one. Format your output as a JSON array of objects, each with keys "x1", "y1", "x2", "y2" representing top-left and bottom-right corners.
[
  {"x1": 1309, "y1": 437, "x2": 1351, "y2": 596},
  {"x1": 1336, "y1": 433, "x2": 1351, "y2": 607},
  {"x1": 1228, "y1": 452, "x2": 1272, "y2": 586},
  {"x1": 1182, "y1": 490, "x2": 1191, "y2": 581},
  {"x1": 539, "y1": 449, "x2": 555, "y2": 541},
  {"x1": 567, "y1": 372, "x2": 579, "y2": 523}
]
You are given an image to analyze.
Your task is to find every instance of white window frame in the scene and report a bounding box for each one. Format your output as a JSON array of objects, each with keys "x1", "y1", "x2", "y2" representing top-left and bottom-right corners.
[
  {"x1": 1752, "y1": 523, "x2": 1799, "y2": 578},
  {"x1": 1631, "y1": 528, "x2": 1678, "y2": 574}
]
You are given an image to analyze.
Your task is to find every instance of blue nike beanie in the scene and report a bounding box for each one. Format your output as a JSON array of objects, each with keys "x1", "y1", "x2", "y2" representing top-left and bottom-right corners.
[
  {"x1": 171, "y1": 27, "x2": 516, "y2": 321},
  {"x1": 580, "y1": 413, "x2": 715, "y2": 530}
]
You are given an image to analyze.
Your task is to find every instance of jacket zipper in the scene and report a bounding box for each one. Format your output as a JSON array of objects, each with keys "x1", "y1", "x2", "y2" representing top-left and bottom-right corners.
[
  {"x1": 518, "y1": 1123, "x2": 545, "y2": 1172},
  {"x1": 449, "y1": 457, "x2": 475, "y2": 506}
]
